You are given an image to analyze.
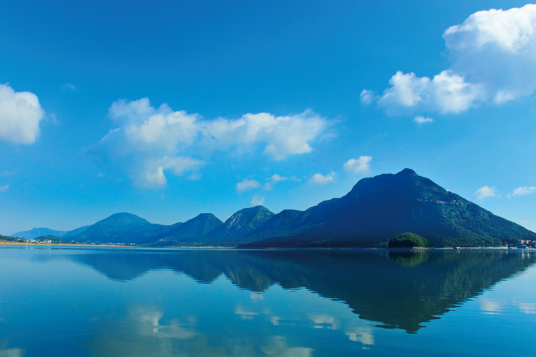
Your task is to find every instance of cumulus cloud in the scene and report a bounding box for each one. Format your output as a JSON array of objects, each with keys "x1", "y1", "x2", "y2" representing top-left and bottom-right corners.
[
  {"x1": 474, "y1": 186, "x2": 498, "y2": 200},
  {"x1": 309, "y1": 172, "x2": 336, "y2": 184},
  {"x1": 237, "y1": 179, "x2": 261, "y2": 193},
  {"x1": 363, "y1": 4, "x2": 536, "y2": 116},
  {"x1": 0, "y1": 185, "x2": 9, "y2": 193},
  {"x1": 343, "y1": 156, "x2": 372, "y2": 174},
  {"x1": 414, "y1": 115, "x2": 434, "y2": 124},
  {"x1": 251, "y1": 195, "x2": 265, "y2": 206},
  {"x1": 89, "y1": 98, "x2": 333, "y2": 188},
  {"x1": 0, "y1": 83, "x2": 44, "y2": 144},
  {"x1": 263, "y1": 174, "x2": 300, "y2": 191},
  {"x1": 509, "y1": 186, "x2": 536, "y2": 197}
]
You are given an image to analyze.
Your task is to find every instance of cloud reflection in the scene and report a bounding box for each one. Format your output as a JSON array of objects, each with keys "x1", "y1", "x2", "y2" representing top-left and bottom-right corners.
[
  {"x1": 479, "y1": 299, "x2": 502, "y2": 315},
  {"x1": 0, "y1": 349, "x2": 24, "y2": 357}
]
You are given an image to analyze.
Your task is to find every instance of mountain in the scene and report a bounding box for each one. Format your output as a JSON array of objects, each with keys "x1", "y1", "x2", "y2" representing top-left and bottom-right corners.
[
  {"x1": 62, "y1": 225, "x2": 90, "y2": 238},
  {"x1": 11, "y1": 225, "x2": 90, "y2": 239},
  {"x1": 14, "y1": 169, "x2": 535, "y2": 247},
  {"x1": 71, "y1": 213, "x2": 169, "y2": 244},
  {"x1": 242, "y1": 169, "x2": 536, "y2": 248},
  {"x1": 200, "y1": 206, "x2": 275, "y2": 245},
  {"x1": 154, "y1": 213, "x2": 223, "y2": 245},
  {"x1": 11, "y1": 227, "x2": 66, "y2": 239}
]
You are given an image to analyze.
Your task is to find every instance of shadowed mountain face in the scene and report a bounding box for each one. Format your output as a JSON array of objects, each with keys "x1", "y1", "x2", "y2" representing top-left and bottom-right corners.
[
  {"x1": 242, "y1": 169, "x2": 536, "y2": 247},
  {"x1": 155, "y1": 213, "x2": 224, "y2": 245},
  {"x1": 67, "y1": 249, "x2": 536, "y2": 333}
]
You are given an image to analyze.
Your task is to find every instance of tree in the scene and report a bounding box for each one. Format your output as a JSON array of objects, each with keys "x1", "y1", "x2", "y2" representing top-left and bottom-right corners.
[{"x1": 388, "y1": 232, "x2": 431, "y2": 248}]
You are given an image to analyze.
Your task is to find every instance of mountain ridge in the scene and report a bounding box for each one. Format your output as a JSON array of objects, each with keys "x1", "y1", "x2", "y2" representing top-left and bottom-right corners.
[{"x1": 20, "y1": 169, "x2": 535, "y2": 247}]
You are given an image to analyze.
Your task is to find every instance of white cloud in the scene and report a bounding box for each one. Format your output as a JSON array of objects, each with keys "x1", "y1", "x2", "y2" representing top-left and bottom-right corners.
[
  {"x1": 360, "y1": 89, "x2": 377, "y2": 105},
  {"x1": 251, "y1": 195, "x2": 265, "y2": 206},
  {"x1": 0, "y1": 170, "x2": 16, "y2": 177},
  {"x1": 0, "y1": 185, "x2": 8, "y2": 193},
  {"x1": 343, "y1": 156, "x2": 372, "y2": 174},
  {"x1": 509, "y1": 186, "x2": 536, "y2": 197},
  {"x1": 89, "y1": 98, "x2": 332, "y2": 188},
  {"x1": 364, "y1": 4, "x2": 536, "y2": 115},
  {"x1": 309, "y1": 172, "x2": 336, "y2": 184},
  {"x1": 376, "y1": 70, "x2": 483, "y2": 115},
  {"x1": 414, "y1": 115, "x2": 434, "y2": 124},
  {"x1": 263, "y1": 174, "x2": 300, "y2": 190},
  {"x1": 0, "y1": 83, "x2": 44, "y2": 144},
  {"x1": 133, "y1": 156, "x2": 205, "y2": 188},
  {"x1": 474, "y1": 186, "x2": 498, "y2": 200},
  {"x1": 237, "y1": 179, "x2": 261, "y2": 193},
  {"x1": 62, "y1": 83, "x2": 77, "y2": 91},
  {"x1": 46, "y1": 112, "x2": 59, "y2": 125}
]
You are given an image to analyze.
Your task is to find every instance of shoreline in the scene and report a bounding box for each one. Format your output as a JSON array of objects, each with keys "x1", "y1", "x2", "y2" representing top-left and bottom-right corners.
[{"x1": 0, "y1": 241, "x2": 532, "y2": 251}]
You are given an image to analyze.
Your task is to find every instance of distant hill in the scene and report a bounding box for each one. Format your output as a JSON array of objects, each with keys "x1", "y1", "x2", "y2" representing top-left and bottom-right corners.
[
  {"x1": 35, "y1": 235, "x2": 65, "y2": 243},
  {"x1": 242, "y1": 169, "x2": 536, "y2": 248},
  {"x1": 155, "y1": 213, "x2": 223, "y2": 245},
  {"x1": 1, "y1": 235, "x2": 23, "y2": 242},
  {"x1": 70, "y1": 213, "x2": 169, "y2": 244},
  {"x1": 11, "y1": 227, "x2": 66, "y2": 239},
  {"x1": 201, "y1": 206, "x2": 274, "y2": 245},
  {"x1": 11, "y1": 225, "x2": 90, "y2": 239}
]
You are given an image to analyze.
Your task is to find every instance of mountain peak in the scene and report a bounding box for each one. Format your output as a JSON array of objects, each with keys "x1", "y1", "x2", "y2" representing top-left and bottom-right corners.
[
  {"x1": 100, "y1": 212, "x2": 150, "y2": 224},
  {"x1": 397, "y1": 168, "x2": 417, "y2": 176},
  {"x1": 204, "y1": 205, "x2": 275, "y2": 244}
]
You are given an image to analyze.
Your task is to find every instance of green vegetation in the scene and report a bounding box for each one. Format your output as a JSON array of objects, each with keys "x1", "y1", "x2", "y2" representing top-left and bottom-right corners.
[
  {"x1": 0, "y1": 235, "x2": 23, "y2": 242},
  {"x1": 388, "y1": 233, "x2": 431, "y2": 248},
  {"x1": 35, "y1": 235, "x2": 66, "y2": 243}
]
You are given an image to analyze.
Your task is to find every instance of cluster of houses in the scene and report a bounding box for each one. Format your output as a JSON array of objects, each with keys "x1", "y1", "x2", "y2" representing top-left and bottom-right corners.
[
  {"x1": 14, "y1": 238, "x2": 137, "y2": 246},
  {"x1": 90, "y1": 242, "x2": 136, "y2": 246}
]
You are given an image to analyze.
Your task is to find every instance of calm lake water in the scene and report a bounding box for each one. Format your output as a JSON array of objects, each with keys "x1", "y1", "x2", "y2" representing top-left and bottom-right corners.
[{"x1": 0, "y1": 247, "x2": 535, "y2": 357}]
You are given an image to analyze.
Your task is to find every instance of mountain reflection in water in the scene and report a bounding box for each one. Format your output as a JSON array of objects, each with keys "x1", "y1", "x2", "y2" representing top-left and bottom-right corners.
[{"x1": 67, "y1": 249, "x2": 536, "y2": 333}]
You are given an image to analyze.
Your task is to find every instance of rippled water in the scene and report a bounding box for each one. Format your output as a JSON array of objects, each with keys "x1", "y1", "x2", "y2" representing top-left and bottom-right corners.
[{"x1": 0, "y1": 247, "x2": 535, "y2": 356}]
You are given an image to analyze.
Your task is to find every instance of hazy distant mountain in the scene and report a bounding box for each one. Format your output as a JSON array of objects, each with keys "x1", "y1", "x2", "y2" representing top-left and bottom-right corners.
[
  {"x1": 11, "y1": 228, "x2": 66, "y2": 239},
  {"x1": 71, "y1": 212, "x2": 169, "y2": 244},
  {"x1": 154, "y1": 213, "x2": 223, "y2": 245},
  {"x1": 242, "y1": 169, "x2": 536, "y2": 248},
  {"x1": 201, "y1": 206, "x2": 275, "y2": 245}
]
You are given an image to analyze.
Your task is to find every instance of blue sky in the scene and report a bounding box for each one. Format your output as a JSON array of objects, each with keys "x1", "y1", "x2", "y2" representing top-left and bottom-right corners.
[{"x1": 1, "y1": 0, "x2": 535, "y2": 234}]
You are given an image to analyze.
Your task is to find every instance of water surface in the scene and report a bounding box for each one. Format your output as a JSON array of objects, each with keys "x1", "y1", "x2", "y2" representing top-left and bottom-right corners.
[{"x1": 0, "y1": 247, "x2": 535, "y2": 356}]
